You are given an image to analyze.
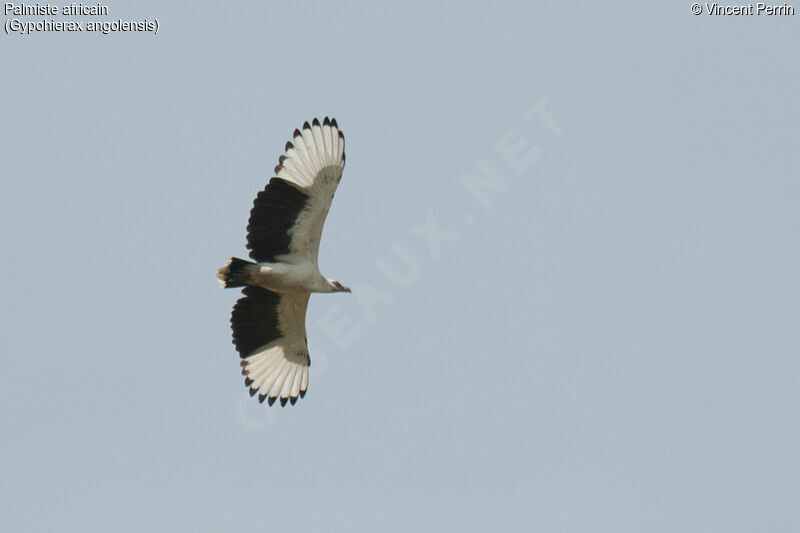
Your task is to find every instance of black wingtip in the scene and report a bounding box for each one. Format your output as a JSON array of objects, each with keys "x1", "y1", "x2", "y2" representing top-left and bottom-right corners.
[
  {"x1": 323, "y1": 116, "x2": 330, "y2": 126},
  {"x1": 338, "y1": 130, "x2": 344, "y2": 139},
  {"x1": 290, "y1": 396, "x2": 298, "y2": 405},
  {"x1": 293, "y1": 128, "x2": 301, "y2": 139},
  {"x1": 285, "y1": 141, "x2": 293, "y2": 151},
  {"x1": 312, "y1": 118, "x2": 320, "y2": 127},
  {"x1": 259, "y1": 394, "x2": 267, "y2": 404},
  {"x1": 244, "y1": 377, "x2": 253, "y2": 387},
  {"x1": 299, "y1": 389, "x2": 306, "y2": 398},
  {"x1": 302, "y1": 121, "x2": 311, "y2": 130},
  {"x1": 280, "y1": 397, "x2": 288, "y2": 407},
  {"x1": 249, "y1": 387, "x2": 257, "y2": 397},
  {"x1": 331, "y1": 118, "x2": 338, "y2": 129},
  {"x1": 267, "y1": 396, "x2": 277, "y2": 406},
  {"x1": 275, "y1": 157, "x2": 286, "y2": 174}
]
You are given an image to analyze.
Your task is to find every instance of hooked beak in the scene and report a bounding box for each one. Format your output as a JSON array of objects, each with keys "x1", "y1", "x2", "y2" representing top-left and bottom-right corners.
[{"x1": 332, "y1": 280, "x2": 351, "y2": 293}]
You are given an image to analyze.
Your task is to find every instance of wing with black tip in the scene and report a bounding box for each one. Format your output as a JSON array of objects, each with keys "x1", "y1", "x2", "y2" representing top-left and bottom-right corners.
[
  {"x1": 232, "y1": 286, "x2": 311, "y2": 406},
  {"x1": 246, "y1": 117, "x2": 345, "y2": 265}
]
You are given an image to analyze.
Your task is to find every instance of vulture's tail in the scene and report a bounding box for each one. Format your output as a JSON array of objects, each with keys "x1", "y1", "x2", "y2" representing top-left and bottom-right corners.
[{"x1": 217, "y1": 257, "x2": 259, "y2": 288}]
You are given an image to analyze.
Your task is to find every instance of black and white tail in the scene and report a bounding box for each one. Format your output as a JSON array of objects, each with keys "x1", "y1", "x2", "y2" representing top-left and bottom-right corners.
[{"x1": 217, "y1": 257, "x2": 259, "y2": 288}]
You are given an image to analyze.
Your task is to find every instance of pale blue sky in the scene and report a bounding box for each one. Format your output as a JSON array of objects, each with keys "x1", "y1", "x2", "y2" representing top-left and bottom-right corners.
[{"x1": 2, "y1": 2, "x2": 799, "y2": 531}]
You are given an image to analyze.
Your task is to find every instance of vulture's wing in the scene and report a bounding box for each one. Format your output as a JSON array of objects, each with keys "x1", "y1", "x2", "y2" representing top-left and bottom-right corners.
[
  {"x1": 233, "y1": 286, "x2": 310, "y2": 406},
  {"x1": 246, "y1": 117, "x2": 345, "y2": 265}
]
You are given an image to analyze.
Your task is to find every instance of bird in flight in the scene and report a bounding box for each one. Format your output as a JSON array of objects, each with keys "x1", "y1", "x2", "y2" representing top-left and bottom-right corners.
[{"x1": 217, "y1": 117, "x2": 350, "y2": 406}]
